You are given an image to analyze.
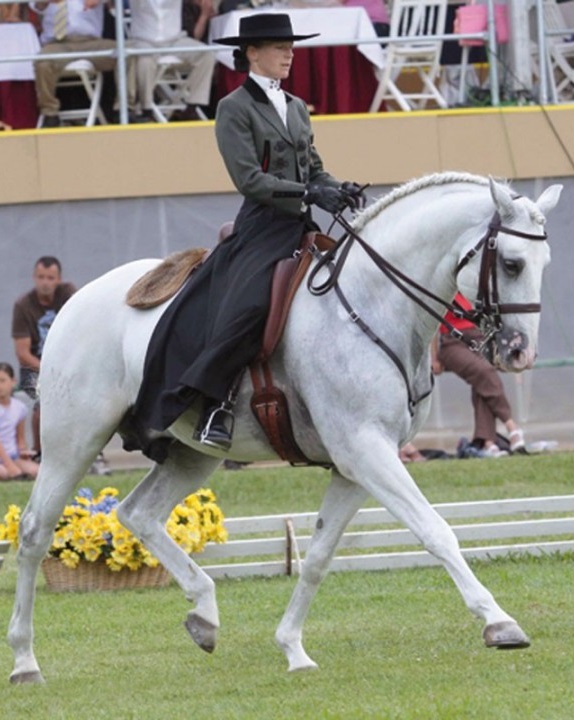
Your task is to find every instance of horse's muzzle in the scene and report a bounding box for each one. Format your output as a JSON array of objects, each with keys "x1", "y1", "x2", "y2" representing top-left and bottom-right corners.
[{"x1": 496, "y1": 329, "x2": 535, "y2": 371}]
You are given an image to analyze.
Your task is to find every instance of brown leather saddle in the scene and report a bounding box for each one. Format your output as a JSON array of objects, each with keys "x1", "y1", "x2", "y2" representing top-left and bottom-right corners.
[{"x1": 126, "y1": 229, "x2": 335, "y2": 465}]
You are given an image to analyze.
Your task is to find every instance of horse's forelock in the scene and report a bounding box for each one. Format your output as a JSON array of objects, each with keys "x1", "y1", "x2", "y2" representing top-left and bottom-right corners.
[{"x1": 353, "y1": 172, "x2": 492, "y2": 232}]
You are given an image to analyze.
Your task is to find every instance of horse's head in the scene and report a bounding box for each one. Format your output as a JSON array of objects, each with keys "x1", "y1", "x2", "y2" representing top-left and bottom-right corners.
[{"x1": 456, "y1": 177, "x2": 562, "y2": 372}]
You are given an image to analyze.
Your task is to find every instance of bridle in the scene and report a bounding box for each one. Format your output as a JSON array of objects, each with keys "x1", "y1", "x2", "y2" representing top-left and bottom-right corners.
[{"x1": 307, "y1": 209, "x2": 548, "y2": 414}]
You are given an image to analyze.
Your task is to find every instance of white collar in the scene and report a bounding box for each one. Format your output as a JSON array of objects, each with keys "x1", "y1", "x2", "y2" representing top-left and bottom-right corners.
[{"x1": 250, "y1": 72, "x2": 282, "y2": 93}]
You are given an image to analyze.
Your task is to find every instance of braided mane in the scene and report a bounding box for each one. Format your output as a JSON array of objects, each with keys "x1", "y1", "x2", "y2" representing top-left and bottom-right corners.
[{"x1": 353, "y1": 172, "x2": 492, "y2": 232}]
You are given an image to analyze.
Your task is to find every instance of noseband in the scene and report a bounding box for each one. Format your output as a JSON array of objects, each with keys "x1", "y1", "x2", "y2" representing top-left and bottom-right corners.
[{"x1": 307, "y1": 210, "x2": 548, "y2": 413}]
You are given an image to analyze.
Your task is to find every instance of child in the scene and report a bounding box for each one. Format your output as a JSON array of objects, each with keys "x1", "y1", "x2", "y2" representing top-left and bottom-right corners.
[{"x1": 0, "y1": 362, "x2": 39, "y2": 480}]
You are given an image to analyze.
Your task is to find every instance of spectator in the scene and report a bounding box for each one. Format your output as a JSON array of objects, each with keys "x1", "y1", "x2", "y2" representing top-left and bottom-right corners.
[
  {"x1": 1, "y1": 4, "x2": 22, "y2": 22},
  {"x1": 31, "y1": 0, "x2": 131, "y2": 127},
  {"x1": 343, "y1": 0, "x2": 390, "y2": 38},
  {"x1": 0, "y1": 362, "x2": 39, "y2": 480},
  {"x1": 431, "y1": 292, "x2": 526, "y2": 458},
  {"x1": 11, "y1": 256, "x2": 76, "y2": 456},
  {"x1": 129, "y1": 0, "x2": 216, "y2": 122}
]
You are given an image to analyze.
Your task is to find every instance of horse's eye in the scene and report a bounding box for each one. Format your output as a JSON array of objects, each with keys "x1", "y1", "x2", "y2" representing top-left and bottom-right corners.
[{"x1": 502, "y1": 258, "x2": 523, "y2": 277}]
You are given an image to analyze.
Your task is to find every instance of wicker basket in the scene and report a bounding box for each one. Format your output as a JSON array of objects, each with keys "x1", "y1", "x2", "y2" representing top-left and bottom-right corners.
[{"x1": 41, "y1": 556, "x2": 171, "y2": 592}]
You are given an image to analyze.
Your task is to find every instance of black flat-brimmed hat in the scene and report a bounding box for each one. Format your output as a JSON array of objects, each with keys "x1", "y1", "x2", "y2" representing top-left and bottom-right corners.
[{"x1": 214, "y1": 13, "x2": 319, "y2": 46}]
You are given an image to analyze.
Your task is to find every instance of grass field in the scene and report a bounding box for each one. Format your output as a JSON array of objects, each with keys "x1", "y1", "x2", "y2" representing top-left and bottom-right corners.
[{"x1": 1, "y1": 452, "x2": 573, "y2": 719}]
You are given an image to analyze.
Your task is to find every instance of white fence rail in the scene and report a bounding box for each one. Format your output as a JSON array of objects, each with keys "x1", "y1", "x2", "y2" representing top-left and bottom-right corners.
[
  {"x1": 196, "y1": 495, "x2": 574, "y2": 579},
  {"x1": 0, "y1": 540, "x2": 9, "y2": 570}
]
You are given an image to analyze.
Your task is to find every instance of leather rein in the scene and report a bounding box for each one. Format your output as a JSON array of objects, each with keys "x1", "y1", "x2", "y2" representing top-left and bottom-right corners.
[{"x1": 307, "y1": 211, "x2": 548, "y2": 415}]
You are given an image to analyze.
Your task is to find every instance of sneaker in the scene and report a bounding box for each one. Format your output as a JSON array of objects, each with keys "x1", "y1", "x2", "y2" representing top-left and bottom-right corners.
[
  {"x1": 482, "y1": 444, "x2": 509, "y2": 458},
  {"x1": 456, "y1": 437, "x2": 484, "y2": 459},
  {"x1": 88, "y1": 453, "x2": 112, "y2": 476},
  {"x1": 509, "y1": 429, "x2": 526, "y2": 454},
  {"x1": 42, "y1": 116, "x2": 61, "y2": 128}
]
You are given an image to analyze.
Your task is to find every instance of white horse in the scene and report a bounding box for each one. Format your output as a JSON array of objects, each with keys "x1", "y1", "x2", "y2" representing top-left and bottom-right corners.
[{"x1": 8, "y1": 172, "x2": 562, "y2": 684}]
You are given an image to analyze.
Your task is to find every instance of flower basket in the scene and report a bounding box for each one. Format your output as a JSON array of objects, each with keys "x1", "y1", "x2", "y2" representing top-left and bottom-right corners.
[{"x1": 41, "y1": 556, "x2": 171, "y2": 592}]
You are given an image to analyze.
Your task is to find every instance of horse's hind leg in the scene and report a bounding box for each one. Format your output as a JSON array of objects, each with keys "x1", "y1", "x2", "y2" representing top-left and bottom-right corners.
[
  {"x1": 8, "y1": 459, "x2": 87, "y2": 684},
  {"x1": 8, "y1": 385, "x2": 126, "y2": 684},
  {"x1": 276, "y1": 470, "x2": 368, "y2": 671},
  {"x1": 116, "y1": 442, "x2": 222, "y2": 653}
]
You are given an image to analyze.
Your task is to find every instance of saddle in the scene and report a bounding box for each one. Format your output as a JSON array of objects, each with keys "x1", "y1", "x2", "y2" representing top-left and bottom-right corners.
[{"x1": 125, "y1": 230, "x2": 336, "y2": 465}]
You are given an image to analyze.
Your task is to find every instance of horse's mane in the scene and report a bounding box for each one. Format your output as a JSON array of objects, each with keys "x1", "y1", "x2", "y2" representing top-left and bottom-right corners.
[{"x1": 353, "y1": 171, "x2": 493, "y2": 232}]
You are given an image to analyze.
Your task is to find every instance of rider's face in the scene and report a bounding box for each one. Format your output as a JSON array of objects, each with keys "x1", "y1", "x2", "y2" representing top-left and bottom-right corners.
[{"x1": 247, "y1": 41, "x2": 294, "y2": 80}]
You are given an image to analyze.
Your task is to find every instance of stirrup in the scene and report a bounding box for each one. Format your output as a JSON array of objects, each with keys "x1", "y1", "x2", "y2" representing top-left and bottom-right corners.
[{"x1": 196, "y1": 403, "x2": 234, "y2": 451}]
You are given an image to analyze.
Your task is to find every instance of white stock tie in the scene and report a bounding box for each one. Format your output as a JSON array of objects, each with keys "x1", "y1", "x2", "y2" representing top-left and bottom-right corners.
[{"x1": 266, "y1": 80, "x2": 287, "y2": 126}]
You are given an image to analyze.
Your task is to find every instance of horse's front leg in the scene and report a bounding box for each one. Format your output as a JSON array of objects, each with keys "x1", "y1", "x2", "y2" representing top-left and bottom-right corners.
[
  {"x1": 116, "y1": 443, "x2": 222, "y2": 653},
  {"x1": 342, "y1": 428, "x2": 530, "y2": 649},
  {"x1": 276, "y1": 470, "x2": 368, "y2": 671}
]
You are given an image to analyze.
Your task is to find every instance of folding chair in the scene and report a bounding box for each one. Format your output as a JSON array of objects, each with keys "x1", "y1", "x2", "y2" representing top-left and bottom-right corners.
[
  {"x1": 369, "y1": 0, "x2": 449, "y2": 112},
  {"x1": 532, "y1": 0, "x2": 574, "y2": 103},
  {"x1": 149, "y1": 55, "x2": 207, "y2": 123},
  {"x1": 37, "y1": 59, "x2": 107, "y2": 127}
]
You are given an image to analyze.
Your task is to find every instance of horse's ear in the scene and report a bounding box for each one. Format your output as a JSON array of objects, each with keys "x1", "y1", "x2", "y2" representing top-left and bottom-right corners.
[
  {"x1": 536, "y1": 184, "x2": 563, "y2": 216},
  {"x1": 488, "y1": 176, "x2": 515, "y2": 219}
]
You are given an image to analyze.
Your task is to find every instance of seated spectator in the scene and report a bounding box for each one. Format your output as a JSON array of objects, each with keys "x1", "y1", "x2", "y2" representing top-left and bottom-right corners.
[
  {"x1": 1, "y1": 3, "x2": 22, "y2": 22},
  {"x1": 129, "y1": 0, "x2": 216, "y2": 122},
  {"x1": 0, "y1": 362, "x2": 39, "y2": 480},
  {"x1": 431, "y1": 292, "x2": 526, "y2": 458},
  {"x1": 31, "y1": 0, "x2": 133, "y2": 127},
  {"x1": 343, "y1": 0, "x2": 390, "y2": 37}
]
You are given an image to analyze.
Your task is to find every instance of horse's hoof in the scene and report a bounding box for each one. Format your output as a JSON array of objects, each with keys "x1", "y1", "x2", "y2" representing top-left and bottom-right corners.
[
  {"x1": 9, "y1": 670, "x2": 45, "y2": 685},
  {"x1": 184, "y1": 611, "x2": 217, "y2": 654},
  {"x1": 483, "y1": 621, "x2": 531, "y2": 650}
]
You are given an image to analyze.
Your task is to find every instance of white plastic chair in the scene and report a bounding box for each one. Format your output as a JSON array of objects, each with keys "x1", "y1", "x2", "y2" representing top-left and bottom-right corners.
[
  {"x1": 149, "y1": 54, "x2": 190, "y2": 123},
  {"x1": 148, "y1": 55, "x2": 208, "y2": 123},
  {"x1": 37, "y1": 59, "x2": 107, "y2": 127},
  {"x1": 369, "y1": 0, "x2": 449, "y2": 112},
  {"x1": 533, "y1": 0, "x2": 574, "y2": 103}
]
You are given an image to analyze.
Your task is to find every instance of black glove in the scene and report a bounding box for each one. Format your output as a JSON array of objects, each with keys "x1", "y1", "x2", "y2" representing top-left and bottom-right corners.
[
  {"x1": 340, "y1": 181, "x2": 367, "y2": 210},
  {"x1": 303, "y1": 183, "x2": 352, "y2": 214}
]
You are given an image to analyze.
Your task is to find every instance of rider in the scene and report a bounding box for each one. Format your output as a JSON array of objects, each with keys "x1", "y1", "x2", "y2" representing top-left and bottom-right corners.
[{"x1": 133, "y1": 13, "x2": 366, "y2": 455}]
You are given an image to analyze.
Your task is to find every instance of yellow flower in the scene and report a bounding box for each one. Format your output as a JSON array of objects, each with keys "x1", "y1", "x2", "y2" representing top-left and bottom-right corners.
[{"x1": 1, "y1": 486, "x2": 227, "y2": 572}]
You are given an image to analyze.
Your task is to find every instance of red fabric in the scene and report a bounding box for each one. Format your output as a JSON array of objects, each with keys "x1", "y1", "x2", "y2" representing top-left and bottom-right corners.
[
  {"x1": 215, "y1": 46, "x2": 379, "y2": 116},
  {"x1": 440, "y1": 292, "x2": 476, "y2": 334},
  {"x1": 0, "y1": 81, "x2": 38, "y2": 129}
]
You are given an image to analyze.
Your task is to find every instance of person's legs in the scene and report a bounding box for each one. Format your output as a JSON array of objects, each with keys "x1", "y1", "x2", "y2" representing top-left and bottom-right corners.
[
  {"x1": 439, "y1": 332, "x2": 513, "y2": 451},
  {"x1": 34, "y1": 44, "x2": 71, "y2": 117},
  {"x1": 174, "y1": 37, "x2": 215, "y2": 108}
]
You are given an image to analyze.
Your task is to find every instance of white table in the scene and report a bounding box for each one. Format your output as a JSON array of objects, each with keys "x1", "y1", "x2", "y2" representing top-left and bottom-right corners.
[
  {"x1": 209, "y1": 7, "x2": 385, "y2": 70},
  {"x1": 209, "y1": 7, "x2": 384, "y2": 115},
  {"x1": 0, "y1": 22, "x2": 40, "y2": 81},
  {"x1": 0, "y1": 22, "x2": 39, "y2": 128}
]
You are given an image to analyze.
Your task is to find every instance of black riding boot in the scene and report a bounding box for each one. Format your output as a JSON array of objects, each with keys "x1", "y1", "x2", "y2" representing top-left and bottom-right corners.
[{"x1": 194, "y1": 398, "x2": 234, "y2": 452}]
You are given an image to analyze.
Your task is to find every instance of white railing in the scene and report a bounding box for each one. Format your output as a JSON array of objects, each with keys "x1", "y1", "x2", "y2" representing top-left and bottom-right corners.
[
  {"x1": 196, "y1": 495, "x2": 574, "y2": 579},
  {"x1": 2, "y1": 0, "x2": 572, "y2": 120},
  {"x1": 0, "y1": 539, "x2": 9, "y2": 570}
]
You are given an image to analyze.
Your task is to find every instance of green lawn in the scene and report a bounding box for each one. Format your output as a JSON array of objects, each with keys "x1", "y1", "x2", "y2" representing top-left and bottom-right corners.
[{"x1": 1, "y1": 453, "x2": 573, "y2": 719}]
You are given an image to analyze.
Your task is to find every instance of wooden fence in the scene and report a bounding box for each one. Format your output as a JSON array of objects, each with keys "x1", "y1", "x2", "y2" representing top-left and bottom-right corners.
[{"x1": 196, "y1": 495, "x2": 574, "y2": 579}]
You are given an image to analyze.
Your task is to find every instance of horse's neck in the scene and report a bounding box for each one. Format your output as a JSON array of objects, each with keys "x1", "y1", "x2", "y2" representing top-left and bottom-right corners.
[{"x1": 345, "y1": 196, "x2": 486, "y2": 371}]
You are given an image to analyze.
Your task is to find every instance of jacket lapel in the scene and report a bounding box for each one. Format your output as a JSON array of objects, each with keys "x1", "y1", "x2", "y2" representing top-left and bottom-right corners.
[{"x1": 243, "y1": 77, "x2": 293, "y2": 144}]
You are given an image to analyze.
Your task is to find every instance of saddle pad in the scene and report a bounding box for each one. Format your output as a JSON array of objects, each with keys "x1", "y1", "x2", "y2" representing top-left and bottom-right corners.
[{"x1": 126, "y1": 248, "x2": 210, "y2": 309}]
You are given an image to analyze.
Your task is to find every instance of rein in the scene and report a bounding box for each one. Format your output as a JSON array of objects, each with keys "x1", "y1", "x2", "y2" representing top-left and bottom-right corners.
[{"x1": 307, "y1": 210, "x2": 547, "y2": 414}]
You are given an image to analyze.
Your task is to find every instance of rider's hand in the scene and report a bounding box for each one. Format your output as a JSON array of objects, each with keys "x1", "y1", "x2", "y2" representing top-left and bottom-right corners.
[
  {"x1": 303, "y1": 184, "x2": 353, "y2": 214},
  {"x1": 340, "y1": 181, "x2": 367, "y2": 210}
]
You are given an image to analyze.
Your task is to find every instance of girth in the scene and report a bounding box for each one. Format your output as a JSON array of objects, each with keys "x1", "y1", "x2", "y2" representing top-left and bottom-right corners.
[{"x1": 249, "y1": 231, "x2": 335, "y2": 466}]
